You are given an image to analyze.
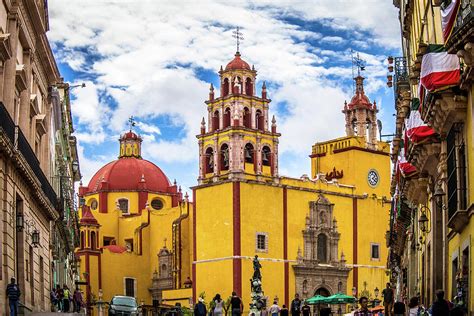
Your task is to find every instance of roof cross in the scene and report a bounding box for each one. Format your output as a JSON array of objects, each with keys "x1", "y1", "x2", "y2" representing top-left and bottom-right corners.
[
  {"x1": 128, "y1": 116, "x2": 136, "y2": 131},
  {"x1": 232, "y1": 26, "x2": 244, "y2": 53}
]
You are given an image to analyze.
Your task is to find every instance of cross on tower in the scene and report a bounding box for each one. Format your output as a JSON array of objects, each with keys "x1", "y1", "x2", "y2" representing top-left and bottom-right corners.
[
  {"x1": 232, "y1": 26, "x2": 244, "y2": 53},
  {"x1": 128, "y1": 116, "x2": 136, "y2": 131},
  {"x1": 352, "y1": 51, "x2": 366, "y2": 76}
]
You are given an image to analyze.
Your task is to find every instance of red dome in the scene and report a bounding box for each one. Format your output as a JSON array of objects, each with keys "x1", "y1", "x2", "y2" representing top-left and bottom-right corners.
[
  {"x1": 347, "y1": 94, "x2": 372, "y2": 109},
  {"x1": 225, "y1": 52, "x2": 251, "y2": 71},
  {"x1": 121, "y1": 131, "x2": 141, "y2": 140},
  {"x1": 86, "y1": 157, "x2": 171, "y2": 193}
]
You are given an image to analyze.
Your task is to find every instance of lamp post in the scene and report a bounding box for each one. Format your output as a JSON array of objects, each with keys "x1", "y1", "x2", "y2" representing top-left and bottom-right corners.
[{"x1": 417, "y1": 205, "x2": 431, "y2": 246}]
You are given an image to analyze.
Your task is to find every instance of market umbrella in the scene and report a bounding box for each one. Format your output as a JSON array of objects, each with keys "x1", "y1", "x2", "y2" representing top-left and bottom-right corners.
[
  {"x1": 306, "y1": 295, "x2": 328, "y2": 304},
  {"x1": 324, "y1": 293, "x2": 356, "y2": 304}
]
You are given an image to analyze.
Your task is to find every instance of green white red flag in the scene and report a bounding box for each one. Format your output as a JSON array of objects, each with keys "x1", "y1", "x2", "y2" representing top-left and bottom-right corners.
[
  {"x1": 397, "y1": 143, "x2": 417, "y2": 178},
  {"x1": 420, "y1": 44, "x2": 460, "y2": 92},
  {"x1": 405, "y1": 98, "x2": 436, "y2": 143},
  {"x1": 441, "y1": 0, "x2": 460, "y2": 43}
]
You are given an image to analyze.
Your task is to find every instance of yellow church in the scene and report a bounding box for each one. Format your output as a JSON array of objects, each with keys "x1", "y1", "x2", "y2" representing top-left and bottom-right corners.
[{"x1": 77, "y1": 50, "x2": 391, "y2": 311}]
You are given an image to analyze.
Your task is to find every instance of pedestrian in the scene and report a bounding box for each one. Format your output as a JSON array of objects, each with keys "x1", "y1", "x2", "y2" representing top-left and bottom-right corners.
[
  {"x1": 430, "y1": 290, "x2": 450, "y2": 316},
  {"x1": 194, "y1": 297, "x2": 207, "y2": 316},
  {"x1": 407, "y1": 296, "x2": 421, "y2": 316},
  {"x1": 50, "y1": 287, "x2": 58, "y2": 311},
  {"x1": 280, "y1": 305, "x2": 289, "y2": 316},
  {"x1": 450, "y1": 306, "x2": 467, "y2": 316},
  {"x1": 56, "y1": 284, "x2": 63, "y2": 311},
  {"x1": 6, "y1": 277, "x2": 21, "y2": 316},
  {"x1": 301, "y1": 301, "x2": 311, "y2": 316},
  {"x1": 62, "y1": 284, "x2": 70, "y2": 312},
  {"x1": 290, "y1": 294, "x2": 302, "y2": 316},
  {"x1": 268, "y1": 301, "x2": 280, "y2": 316},
  {"x1": 212, "y1": 294, "x2": 225, "y2": 316},
  {"x1": 382, "y1": 283, "x2": 394, "y2": 316},
  {"x1": 73, "y1": 288, "x2": 84, "y2": 313},
  {"x1": 230, "y1": 291, "x2": 243, "y2": 316},
  {"x1": 393, "y1": 300, "x2": 406, "y2": 316},
  {"x1": 354, "y1": 297, "x2": 374, "y2": 316}
]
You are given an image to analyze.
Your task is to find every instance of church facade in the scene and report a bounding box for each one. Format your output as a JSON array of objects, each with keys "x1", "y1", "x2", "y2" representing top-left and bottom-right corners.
[{"x1": 77, "y1": 51, "x2": 391, "y2": 311}]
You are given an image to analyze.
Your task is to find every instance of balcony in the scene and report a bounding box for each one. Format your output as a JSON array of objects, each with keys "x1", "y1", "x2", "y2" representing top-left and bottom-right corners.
[
  {"x1": 446, "y1": 3, "x2": 473, "y2": 55},
  {"x1": 393, "y1": 57, "x2": 410, "y2": 105},
  {"x1": 0, "y1": 103, "x2": 58, "y2": 209}
]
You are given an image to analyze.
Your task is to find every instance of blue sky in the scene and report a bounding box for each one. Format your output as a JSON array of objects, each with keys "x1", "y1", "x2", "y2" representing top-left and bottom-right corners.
[{"x1": 48, "y1": 1, "x2": 401, "y2": 192}]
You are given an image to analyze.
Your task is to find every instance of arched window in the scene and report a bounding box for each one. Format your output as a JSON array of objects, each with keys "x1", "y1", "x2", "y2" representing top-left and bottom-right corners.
[
  {"x1": 233, "y1": 77, "x2": 242, "y2": 94},
  {"x1": 317, "y1": 233, "x2": 327, "y2": 263},
  {"x1": 222, "y1": 78, "x2": 229, "y2": 97},
  {"x1": 118, "y1": 198, "x2": 129, "y2": 214},
  {"x1": 256, "y1": 110, "x2": 264, "y2": 131},
  {"x1": 262, "y1": 146, "x2": 271, "y2": 166},
  {"x1": 223, "y1": 108, "x2": 231, "y2": 128},
  {"x1": 220, "y1": 144, "x2": 229, "y2": 171},
  {"x1": 243, "y1": 107, "x2": 251, "y2": 128},
  {"x1": 245, "y1": 78, "x2": 253, "y2": 96},
  {"x1": 213, "y1": 110, "x2": 220, "y2": 131},
  {"x1": 91, "y1": 231, "x2": 96, "y2": 250},
  {"x1": 80, "y1": 231, "x2": 85, "y2": 249},
  {"x1": 302, "y1": 280, "x2": 308, "y2": 294},
  {"x1": 244, "y1": 143, "x2": 254, "y2": 163},
  {"x1": 205, "y1": 147, "x2": 214, "y2": 173}
]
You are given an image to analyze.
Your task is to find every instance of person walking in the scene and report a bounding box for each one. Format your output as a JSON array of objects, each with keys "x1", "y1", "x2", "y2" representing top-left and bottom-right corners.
[
  {"x1": 382, "y1": 283, "x2": 394, "y2": 316},
  {"x1": 430, "y1": 290, "x2": 450, "y2": 316},
  {"x1": 62, "y1": 284, "x2": 70, "y2": 312},
  {"x1": 195, "y1": 297, "x2": 207, "y2": 316},
  {"x1": 290, "y1": 294, "x2": 302, "y2": 316},
  {"x1": 56, "y1": 284, "x2": 64, "y2": 312},
  {"x1": 230, "y1": 291, "x2": 243, "y2": 316},
  {"x1": 212, "y1": 294, "x2": 225, "y2": 316},
  {"x1": 6, "y1": 277, "x2": 21, "y2": 316},
  {"x1": 73, "y1": 288, "x2": 84, "y2": 313},
  {"x1": 301, "y1": 301, "x2": 311, "y2": 316},
  {"x1": 280, "y1": 304, "x2": 289, "y2": 316},
  {"x1": 354, "y1": 297, "x2": 374, "y2": 316},
  {"x1": 268, "y1": 301, "x2": 280, "y2": 316},
  {"x1": 50, "y1": 287, "x2": 58, "y2": 311}
]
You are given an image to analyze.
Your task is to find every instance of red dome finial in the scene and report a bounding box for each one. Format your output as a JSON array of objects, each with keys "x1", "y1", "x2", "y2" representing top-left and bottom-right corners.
[{"x1": 225, "y1": 52, "x2": 251, "y2": 71}]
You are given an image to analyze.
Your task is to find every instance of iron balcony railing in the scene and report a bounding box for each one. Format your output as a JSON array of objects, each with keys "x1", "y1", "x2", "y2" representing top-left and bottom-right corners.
[
  {"x1": 393, "y1": 57, "x2": 409, "y2": 106},
  {"x1": 0, "y1": 102, "x2": 58, "y2": 208},
  {"x1": 453, "y1": 1, "x2": 473, "y2": 35}
]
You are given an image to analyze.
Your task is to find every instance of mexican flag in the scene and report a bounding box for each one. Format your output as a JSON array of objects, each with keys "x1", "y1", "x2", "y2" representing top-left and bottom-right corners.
[
  {"x1": 420, "y1": 44, "x2": 460, "y2": 92},
  {"x1": 442, "y1": 0, "x2": 460, "y2": 43},
  {"x1": 405, "y1": 98, "x2": 436, "y2": 143}
]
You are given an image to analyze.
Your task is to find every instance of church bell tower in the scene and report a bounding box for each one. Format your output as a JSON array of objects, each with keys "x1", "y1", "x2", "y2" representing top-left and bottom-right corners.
[
  {"x1": 197, "y1": 50, "x2": 280, "y2": 184},
  {"x1": 342, "y1": 76, "x2": 379, "y2": 149}
]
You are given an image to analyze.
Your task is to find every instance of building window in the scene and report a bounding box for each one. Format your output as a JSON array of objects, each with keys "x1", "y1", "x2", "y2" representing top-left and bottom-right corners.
[
  {"x1": 256, "y1": 232, "x2": 268, "y2": 252},
  {"x1": 118, "y1": 198, "x2": 129, "y2": 214},
  {"x1": 371, "y1": 243, "x2": 380, "y2": 260},
  {"x1": 151, "y1": 198, "x2": 164, "y2": 210},
  {"x1": 103, "y1": 236, "x2": 115, "y2": 246},
  {"x1": 125, "y1": 238, "x2": 134, "y2": 252},
  {"x1": 317, "y1": 234, "x2": 327, "y2": 263},
  {"x1": 89, "y1": 199, "x2": 98, "y2": 211},
  {"x1": 446, "y1": 124, "x2": 467, "y2": 219},
  {"x1": 262, "y1": 146, "x2": 271, "y2": 166},
  {"x1": 124, "y1": 278, "x2": 135, "y2": 297}
]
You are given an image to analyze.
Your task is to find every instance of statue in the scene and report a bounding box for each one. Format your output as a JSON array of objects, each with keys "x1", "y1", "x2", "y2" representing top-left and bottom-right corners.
[{"x1": 249, "y1": 255, "x2": 266, "y2": 316}]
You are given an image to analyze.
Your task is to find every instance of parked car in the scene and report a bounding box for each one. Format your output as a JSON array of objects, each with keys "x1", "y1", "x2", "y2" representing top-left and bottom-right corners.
[{"x1": 108, "y1": 295, "x2": 140, "y2": 316}]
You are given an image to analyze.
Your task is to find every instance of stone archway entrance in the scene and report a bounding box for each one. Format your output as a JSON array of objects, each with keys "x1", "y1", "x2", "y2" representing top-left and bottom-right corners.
[{"x1": 315, "y1": 287, "x2": 330, "y2": 297}]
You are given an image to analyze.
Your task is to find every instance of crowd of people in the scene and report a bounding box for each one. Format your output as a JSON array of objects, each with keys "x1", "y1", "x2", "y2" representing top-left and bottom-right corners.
[{"x1": 49, "y1": 284, "x2": 84, "y2": 313}]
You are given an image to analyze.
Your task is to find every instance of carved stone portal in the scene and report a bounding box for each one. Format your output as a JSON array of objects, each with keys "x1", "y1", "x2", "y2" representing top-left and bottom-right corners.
[{"x1": 293, "y1": 194, "x2": 351, "y2": 299}]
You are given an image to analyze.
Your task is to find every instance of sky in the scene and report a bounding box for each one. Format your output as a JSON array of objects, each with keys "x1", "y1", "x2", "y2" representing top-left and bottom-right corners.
[{"x1": 47, "y1": 0, "x2": 401, "y2": 192}]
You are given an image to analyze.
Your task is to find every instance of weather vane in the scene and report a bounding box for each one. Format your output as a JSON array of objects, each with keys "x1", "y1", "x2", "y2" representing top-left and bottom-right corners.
[
  {"x1": 128, "y1": 116, "x2": 136, "y2": 131},
  {"x1": 350, "y1": 49, "x2": 366, "y2": 92},
  {"x1": 232, "y1": 26, "x2": 244, "y2": 53}
]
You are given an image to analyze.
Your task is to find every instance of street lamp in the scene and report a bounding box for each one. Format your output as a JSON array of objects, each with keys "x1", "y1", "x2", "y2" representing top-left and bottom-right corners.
[
  {"x1": 72, "y1": 160, "x2": 79, "y2": 173},
  {"x1": 418, "y1": 205, "x2": 431, "y2": 234},
  {"x1": 32, "y1": 229, "x2": 40, "y2": 247},
  {"x1": 433, "y1": 184, "x2": 446, "y2": 209}
]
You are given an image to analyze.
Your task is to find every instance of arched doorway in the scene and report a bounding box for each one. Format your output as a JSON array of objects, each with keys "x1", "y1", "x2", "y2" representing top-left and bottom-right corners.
[{"x1": 314, "y1": 287, "x2": 330, "y2": 297}]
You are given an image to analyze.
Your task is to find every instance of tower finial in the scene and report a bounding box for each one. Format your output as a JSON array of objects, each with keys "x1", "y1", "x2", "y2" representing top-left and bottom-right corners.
[
  {"x1": 128, "y1": 116, "x2": 136, "y2": 132},
  {"x1": 201, "y1": 117, "x2": 206, "y2": 134},
  {"x1": 232, "y1": 26, "x2": 244, "y2": 54}
]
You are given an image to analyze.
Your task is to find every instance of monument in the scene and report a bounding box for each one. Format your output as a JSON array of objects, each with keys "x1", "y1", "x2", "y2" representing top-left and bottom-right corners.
[{"x1": 249, "y1": 256, "x2": 266, "y2": 316}]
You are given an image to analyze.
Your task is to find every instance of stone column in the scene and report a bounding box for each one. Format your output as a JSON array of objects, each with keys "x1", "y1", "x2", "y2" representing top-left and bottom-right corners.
[
  {"x1": 256, "y1": 136, "x2": 262, "y2": 175},
  {"x1": 2, "y1": 13, "x2": 19, "y2": 115},
  {"x1": 263, "y1": 107, "x2": 269, "y2": 132},
  {"x1": 198, "y1": 140, "x2": 204, "y2": 181},
  {"x1": 250, "y1": 105, "x2": 256, "y2": 129},
  {"x1": 18, "y1": 50, "x2": 31, "y2": 142},
  {"x1": 273, "y1": 139, "x2": 279, "y2": 177},
  {"x1": 212, "y1": 137, "x2": 218, "y2": 176}
]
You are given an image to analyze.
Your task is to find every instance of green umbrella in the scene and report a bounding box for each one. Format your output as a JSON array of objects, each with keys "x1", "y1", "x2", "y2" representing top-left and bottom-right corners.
[
  {"x1": 305, "y1": 295, "x2": 328, "y2": 304},
  {"x1": 324, "y1": 293, "x2": 356, "y2": 304}
]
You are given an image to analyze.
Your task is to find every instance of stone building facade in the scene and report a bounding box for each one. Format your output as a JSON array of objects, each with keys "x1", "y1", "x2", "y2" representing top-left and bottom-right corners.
[
  {"x1": 0, "y1": 1, "x2": 80, "y2": 313},
  {"x1": 293, "y1": 194, "x2": 351, "y2": 298}
]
